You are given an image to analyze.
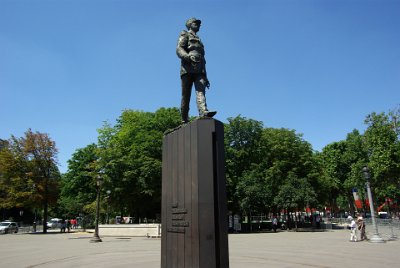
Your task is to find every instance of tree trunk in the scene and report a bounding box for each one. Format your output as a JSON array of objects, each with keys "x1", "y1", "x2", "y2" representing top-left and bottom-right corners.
[
  {"x1": 42, "y1": 179, "x2": 48, "y2": 234},
  {"x1": 42, "y1": 199, "x2": 48, "y2": 233},
  {"x1": 347, "y1": 195, "x2": 355, "y2": 216}
]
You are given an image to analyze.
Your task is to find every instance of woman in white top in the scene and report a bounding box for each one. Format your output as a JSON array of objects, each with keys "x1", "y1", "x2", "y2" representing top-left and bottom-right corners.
[{"x1": 349, "y1": 217, "x2": 357, "y2": 242}]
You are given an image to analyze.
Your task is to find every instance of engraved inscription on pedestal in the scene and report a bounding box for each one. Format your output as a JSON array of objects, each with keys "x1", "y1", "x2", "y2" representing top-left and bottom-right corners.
[{"x1": 167, "y1": 206, "x2": 189, "y2": 233}]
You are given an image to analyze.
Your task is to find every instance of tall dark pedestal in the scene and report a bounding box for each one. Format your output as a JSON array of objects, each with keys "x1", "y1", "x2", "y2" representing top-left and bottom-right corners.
[{"x1": 161, "y1": 118, "x2": 229, "y2": 268}]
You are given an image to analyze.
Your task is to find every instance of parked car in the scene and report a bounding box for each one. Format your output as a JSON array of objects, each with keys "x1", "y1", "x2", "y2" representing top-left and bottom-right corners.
[
  {"x1": 378, "y1": 212, "x2": 389, "y2": 219},
  {"x1": 0, "y1": 221, "x2": 19, "y2": 234},
  {"x1": 47, "y1": 218, "x2": 63, "y2": 229}
]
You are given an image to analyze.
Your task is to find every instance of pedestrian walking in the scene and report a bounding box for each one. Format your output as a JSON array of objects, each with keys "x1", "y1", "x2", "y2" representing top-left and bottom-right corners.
[{"x1": 349, "y1": 216, "x2": 357, "y2": 242}]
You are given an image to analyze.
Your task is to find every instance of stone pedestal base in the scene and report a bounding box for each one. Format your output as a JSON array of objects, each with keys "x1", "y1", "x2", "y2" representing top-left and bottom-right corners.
[{"x1": 161, "y1": 118, "x2": 229, "y2": 268}]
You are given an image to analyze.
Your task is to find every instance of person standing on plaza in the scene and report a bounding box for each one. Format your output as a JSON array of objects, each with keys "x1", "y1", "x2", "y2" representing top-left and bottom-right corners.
[
  {"x1": 66, "y1": 219, "x2": 71, "y2": 233},
  {"x1": 176, "y1": 17, "x2": 216, "y2": 124},
  {"x1": 315, "y1": 214, "x2": 321, "y2": 229},
  {"x1": 349, "y1": 216, "x2": 357, "y2": 242},
  {"x1": 60, "y1": 219, "x2": 66, "y2": 233},
  {"x1": 357, "y1": 213, "x2": 367, "y2": 241},
  {"x1": 272, "y1": 216, "x2": 278, "y2": 232},
  {"x1": 72, "y1": 218, "x2": 77, "y2": 229}
]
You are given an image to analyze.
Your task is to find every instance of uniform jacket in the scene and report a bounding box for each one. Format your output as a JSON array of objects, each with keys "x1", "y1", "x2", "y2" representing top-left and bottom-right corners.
[{"x1": 176, "y1": 30, "x2": 207, "y2": 76}]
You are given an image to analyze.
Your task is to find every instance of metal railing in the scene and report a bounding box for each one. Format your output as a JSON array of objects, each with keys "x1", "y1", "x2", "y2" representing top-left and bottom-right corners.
[{"x1": 363, "y1": 218, "x2": 399, "y2": 240}]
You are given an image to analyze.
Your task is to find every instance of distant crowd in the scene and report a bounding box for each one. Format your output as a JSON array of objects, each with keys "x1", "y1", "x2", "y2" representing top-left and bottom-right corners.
[{"x1": 60, "y1": 218, "x2": 78, "y2": 233}]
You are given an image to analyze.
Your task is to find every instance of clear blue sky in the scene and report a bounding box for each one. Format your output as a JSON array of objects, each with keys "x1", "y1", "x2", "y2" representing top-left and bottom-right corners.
[{"x1": 1, "y1": 0, "x2": 399, "y2": 173}]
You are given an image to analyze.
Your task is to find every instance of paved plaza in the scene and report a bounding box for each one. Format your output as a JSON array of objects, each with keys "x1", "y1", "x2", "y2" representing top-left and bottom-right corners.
[{"x1": 1, "y1": 228, "x2": 400, "y2": 268}]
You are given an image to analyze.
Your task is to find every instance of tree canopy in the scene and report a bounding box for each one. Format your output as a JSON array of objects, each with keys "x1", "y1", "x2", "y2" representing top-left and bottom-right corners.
[
  {"x1": 3, "y1": 106, "x2": 399, "y2": 225},
  {"x1": 59, "y1": 107, "x2": 181, "y2": 221},
  {"x1": 0, "y1": 129, "x2": 60, "y2": 231}
]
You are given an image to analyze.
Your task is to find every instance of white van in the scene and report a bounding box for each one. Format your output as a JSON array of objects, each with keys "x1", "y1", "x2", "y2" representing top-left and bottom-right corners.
[{"x1": 47, "y1": 218, "x2": 63, "y2": 229}]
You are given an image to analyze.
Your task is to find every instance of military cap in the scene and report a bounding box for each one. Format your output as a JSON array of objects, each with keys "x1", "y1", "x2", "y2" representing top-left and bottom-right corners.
[{"x1": 185, "y1": 17, "x2": 201, "y2": 29}]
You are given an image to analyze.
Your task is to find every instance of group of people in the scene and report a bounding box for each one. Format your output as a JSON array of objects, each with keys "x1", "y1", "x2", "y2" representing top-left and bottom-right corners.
[
  {"x1": 349, "y1": 213, "x2": 366, "y2": 242},
  {"x1": 60, "y1": 219, "x2": 79, "y2": 233}
]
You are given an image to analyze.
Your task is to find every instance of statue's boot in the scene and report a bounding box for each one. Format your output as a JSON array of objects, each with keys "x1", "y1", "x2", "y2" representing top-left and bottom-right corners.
[{"x1": 202, "y1": 110, "x2": 217, "y2": 118}]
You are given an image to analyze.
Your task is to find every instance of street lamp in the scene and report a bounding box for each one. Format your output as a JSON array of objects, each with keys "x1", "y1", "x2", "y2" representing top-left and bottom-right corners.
[
  {"x1": 362, "y1": 166, "x2": 385, "y2": 243},
  {"x1": 90, "y1": 174, "x2": 103, "y2": 243},
  {"x1": 106, "y1": 190, "x2": 111, "y2": 224}
]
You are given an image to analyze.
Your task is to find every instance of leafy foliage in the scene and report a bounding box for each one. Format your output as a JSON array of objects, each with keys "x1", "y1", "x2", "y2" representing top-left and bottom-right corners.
[
  {"x1": 0, "y1": 129, "x2": 60, "y2": 231},
  {"x1": 59, "y1": 143, "x2": 98, "y2": 217},
  {"x1": 364, "y1": 111, "x2": 400, "y2": 201},
  {"x1": 224, "y1": 115, "x2": 263, "y2": 212},
  {"x1": 225, "y1": 116, "x2": 319, "y2": 215},
  {"x1": 3, "y1": 106, "x2": 396, "y2": 226},
  {"x1": 59, "y1": 107, "x2": 181, "y2": 220},
  {"x1": 319, "y1": 108, "x2": 400, "y2": 213},
  {"x1": 318, "y1": 130, "x2": 368, "y2": 213}
]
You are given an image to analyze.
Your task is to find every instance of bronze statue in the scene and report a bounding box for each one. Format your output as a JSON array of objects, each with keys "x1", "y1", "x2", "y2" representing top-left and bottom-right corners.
[{"x1": 177, "y1": 18, "x2": 216, "y2": 124}]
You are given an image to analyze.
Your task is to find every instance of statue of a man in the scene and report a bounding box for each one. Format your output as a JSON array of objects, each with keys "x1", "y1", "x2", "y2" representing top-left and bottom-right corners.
[{"x1": 177, "y1": 18, "x2": 216, "y2": 124}]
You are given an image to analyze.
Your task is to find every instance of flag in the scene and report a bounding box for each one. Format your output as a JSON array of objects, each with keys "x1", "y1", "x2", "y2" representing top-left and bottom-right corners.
[{"x1": 352, "y1": 188, "x2": 363, "y2": 209}]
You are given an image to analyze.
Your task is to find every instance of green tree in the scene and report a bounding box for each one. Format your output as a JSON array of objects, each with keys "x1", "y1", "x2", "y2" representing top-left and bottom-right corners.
[
  {"x1": 224, "y1": 116, "x2": 264, "y2": 213},
  {"x1": 364, "y1": 111, "x2": 400, "y2": 203},
  {"x1": 319, "y1": 130, "x2": 367, "y2": 214},
  {"x1": 100, "y1": 108, "x2": 181, "y2": 220},
  {"x1": 236, "y1": 169, "x2": 271, "y2": 220},
  {"x1": 0, "y1": 129, "x2": 59, "y2": 232},
  {"x1": 273, "y1": 171, "x2": 317, "y2": 228},
  {"x1": 59, "y1": 144, "x2": 98, "y2": 217},
  {"x1": 226, "y1": 118, "x2": 320, "y2": 224},
  {"x1": 260, "y1": 128, "x2": 318, "y2": 215},
  {"x1": 0, "y1": 140, "x2": 35, "y2": 209},
  {"x1": 60, "y1": 108, "x2": 181, "y2": 223}
]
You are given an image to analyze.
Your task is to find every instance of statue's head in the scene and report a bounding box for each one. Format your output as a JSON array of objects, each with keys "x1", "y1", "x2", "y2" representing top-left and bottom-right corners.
[{"x1": 185, "y1": 18, "x2": 201, "y2": 30}]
